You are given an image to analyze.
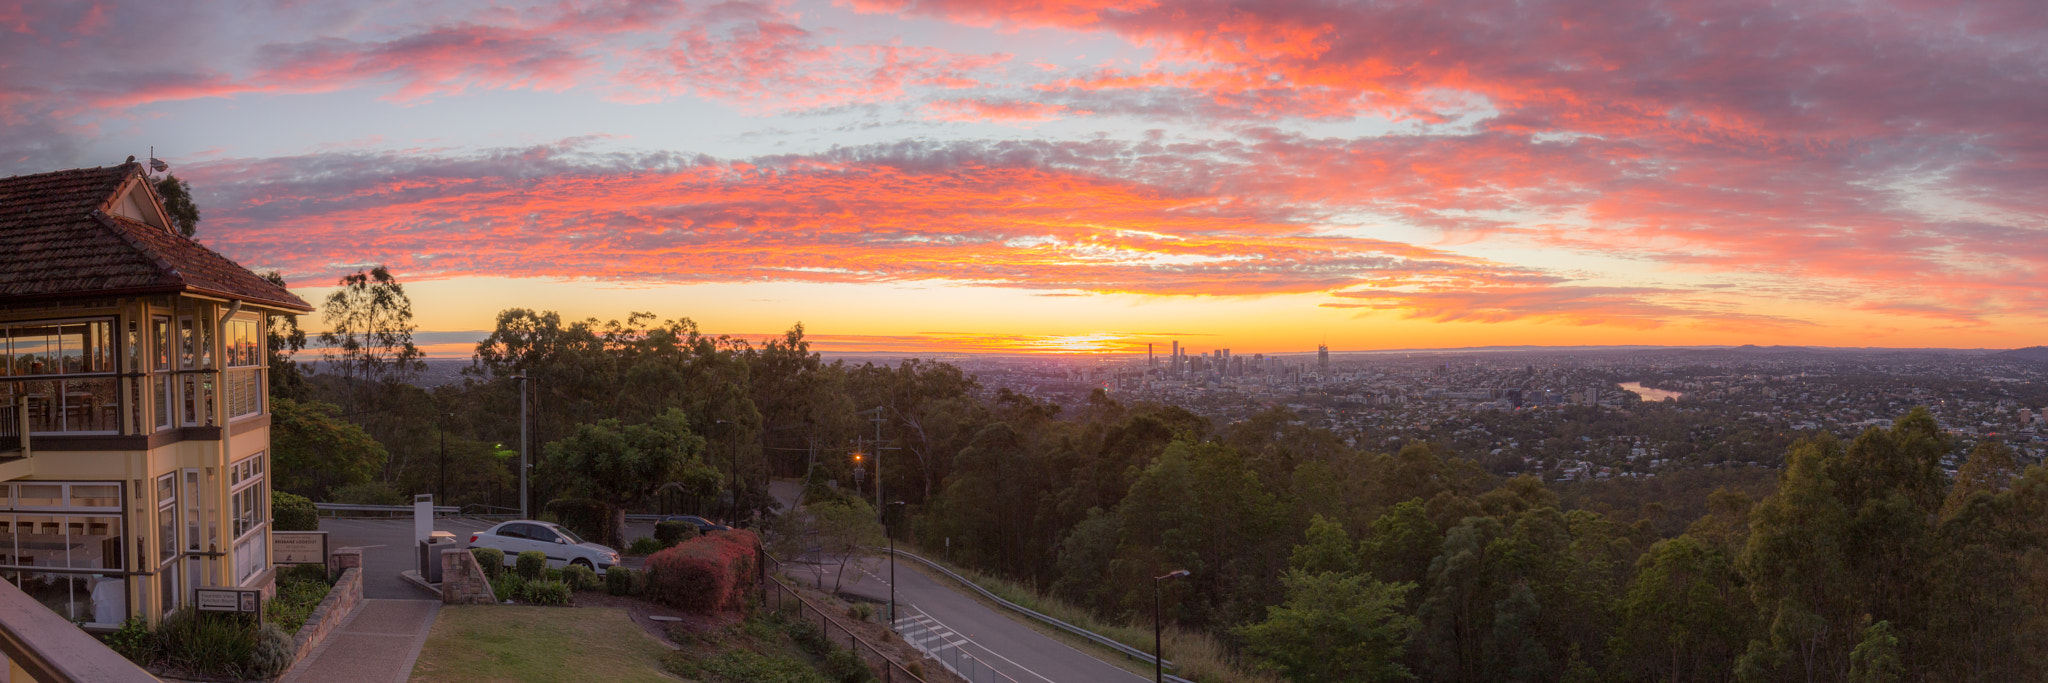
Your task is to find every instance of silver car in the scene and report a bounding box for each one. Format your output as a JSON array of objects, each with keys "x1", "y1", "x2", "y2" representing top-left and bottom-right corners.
[{"x1": 468, "y1": 520, "x2": 620, "y2": 574}]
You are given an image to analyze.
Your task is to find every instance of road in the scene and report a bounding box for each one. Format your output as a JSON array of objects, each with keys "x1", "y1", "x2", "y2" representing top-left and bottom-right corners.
[{"x1": 792, "y1": 556, "x2": 1149, "y2": 683}]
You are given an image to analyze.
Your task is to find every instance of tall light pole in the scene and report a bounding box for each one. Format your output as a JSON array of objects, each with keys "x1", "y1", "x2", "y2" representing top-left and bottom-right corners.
[
  {"x1": 886, "y1": 501, "x2": 906, "y2": 625},
  {"x1": 1153, "y1": 569, "x2": 1189, "y2": 683},
  {"x1": 513, "y1": 375, "x2": 528, "y2": 520},
  {"x1": 437, "y1": 411, "x2": 454, "y2": 503}
]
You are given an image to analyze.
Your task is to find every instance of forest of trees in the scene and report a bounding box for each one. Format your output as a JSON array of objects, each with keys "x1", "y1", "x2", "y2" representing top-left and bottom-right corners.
[{"x1": 272, "y1": 267, "x2": 2048, "y2": 682}]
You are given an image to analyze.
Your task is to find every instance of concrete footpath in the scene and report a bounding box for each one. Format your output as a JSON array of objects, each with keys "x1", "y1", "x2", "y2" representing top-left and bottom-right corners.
[{"x1": 279, "y1": 599, "x2": 439, "y2": 683}]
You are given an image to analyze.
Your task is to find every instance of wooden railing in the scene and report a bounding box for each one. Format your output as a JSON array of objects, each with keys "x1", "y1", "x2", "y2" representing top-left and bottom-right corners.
[{"x1": 0, "y1": 579, "x2": 157, "y2": 682}]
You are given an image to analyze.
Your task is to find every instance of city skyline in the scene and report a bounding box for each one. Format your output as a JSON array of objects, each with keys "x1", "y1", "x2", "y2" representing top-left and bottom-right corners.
[{"x1": 4, "y1": 0, "x2": 2043, "y2": 355}]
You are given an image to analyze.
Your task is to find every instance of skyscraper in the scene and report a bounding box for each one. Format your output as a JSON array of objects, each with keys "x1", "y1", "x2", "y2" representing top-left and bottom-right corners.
[{"x1": 1317, "y1": 344, "x2": 1329, "y2": 371}]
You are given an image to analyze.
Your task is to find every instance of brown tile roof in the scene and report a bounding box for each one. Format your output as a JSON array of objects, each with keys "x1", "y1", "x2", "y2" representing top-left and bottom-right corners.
[{"x1": 0, "y1": 162, "x2": 312, "y2": 312}]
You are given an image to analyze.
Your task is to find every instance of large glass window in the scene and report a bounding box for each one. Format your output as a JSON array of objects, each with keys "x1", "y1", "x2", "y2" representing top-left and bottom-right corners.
[
  {"x1": 155, "y1": 474, "x2": 178, "y2": 613},
  {"x1": 229, "y1": 454, "x2": 267, "y2": 585},
  {"x1": 0, "y1": 482, "x2": 128, "y2": 627},
  {"x1": 0, "y1": 319, "x2": 121, "y2": 434}
]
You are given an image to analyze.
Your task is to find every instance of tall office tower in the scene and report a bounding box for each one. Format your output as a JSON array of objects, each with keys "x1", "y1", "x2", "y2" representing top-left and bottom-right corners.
[
  {"x1": 1171, "y1": 341, "x2": 1180, "y2": 373},
  {"x1": 1148, "y1": 343, "x2": 1154, "y2": 367},
  {"x1": 1318, "y1": 344, "x2": 1330, "y2": 371}
]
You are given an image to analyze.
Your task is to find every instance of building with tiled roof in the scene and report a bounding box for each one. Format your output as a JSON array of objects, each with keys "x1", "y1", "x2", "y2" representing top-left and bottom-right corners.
[{"x1": 0, "y1": 160, "x2": 312, "y2": 629}]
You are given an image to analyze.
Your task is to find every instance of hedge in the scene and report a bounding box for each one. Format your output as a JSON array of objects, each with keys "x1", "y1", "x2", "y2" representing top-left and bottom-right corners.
[
  {"x1": 644, "y1": 529, "x2": 759, "y2": 613},
  {"x1": 272, "y1": 491, "x2": 319, "y2": 531},
  {"x1": 654, "y1": 520, "x2": 698, "y2": 548},
  {"x1": 606, "y1": 567, "x2": 638, "y2": 596},
  {"x1": 471, "y1": 547, "x2": 506, "y2": 578},
  {"x1": 563, "y1": 563, "x2": 602, "y2": 592},
  {"x1": 515, "y1": 550, "x2": 547, "y2": 580}
]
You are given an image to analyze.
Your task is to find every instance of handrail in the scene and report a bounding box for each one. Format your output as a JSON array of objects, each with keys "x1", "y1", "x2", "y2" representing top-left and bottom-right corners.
[
  {"x1": 761, "y1": 554, "x2": 928, "y2": 683},
  {"x1": 0, "y1": 579, "x2": 159, "y2": 682},
  {"x1": 875, "y1": 547, "x2": 1192, "y2": 681}
]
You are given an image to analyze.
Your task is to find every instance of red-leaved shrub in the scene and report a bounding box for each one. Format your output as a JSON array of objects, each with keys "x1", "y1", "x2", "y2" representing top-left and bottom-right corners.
[{"x1": 645, "y1": 529, "x2": 759, "y2": 613}]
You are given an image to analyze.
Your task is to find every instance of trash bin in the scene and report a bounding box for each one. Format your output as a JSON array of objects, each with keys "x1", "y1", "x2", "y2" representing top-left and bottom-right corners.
[{"x1": 421, "y1": 530, "x2": 460, "y2": 583}]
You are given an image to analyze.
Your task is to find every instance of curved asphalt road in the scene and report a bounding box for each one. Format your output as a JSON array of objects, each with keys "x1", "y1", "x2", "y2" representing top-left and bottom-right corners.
[{"x1": 801, "y1": 556, "x2": 1148, "y2": 683}]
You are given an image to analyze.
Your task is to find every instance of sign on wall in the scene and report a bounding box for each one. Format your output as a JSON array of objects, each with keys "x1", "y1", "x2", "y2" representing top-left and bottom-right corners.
[
  {"x1": 272, "y1": 531, "x2": 329, "y2": 566},
  {"x1": 195, "y1": 587, "x2": 262, "y2": 617}
]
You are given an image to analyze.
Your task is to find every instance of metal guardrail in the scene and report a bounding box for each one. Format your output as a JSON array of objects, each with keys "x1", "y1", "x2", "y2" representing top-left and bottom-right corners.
[
  {"x1": 313, "y1": 502, "x2": 459, "y2": 515},
  {"x1": 877, "y1": 547, "x2": 1193, "y2": 682}
]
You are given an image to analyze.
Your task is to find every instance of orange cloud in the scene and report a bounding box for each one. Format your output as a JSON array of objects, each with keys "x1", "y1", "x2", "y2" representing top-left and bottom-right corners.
[
  {"x1": 923, "y1": 98, "x2": 1086, "y2": 122},
  {"x1": 188, "y1": 141, "x2": 1553, "y2": 301}
]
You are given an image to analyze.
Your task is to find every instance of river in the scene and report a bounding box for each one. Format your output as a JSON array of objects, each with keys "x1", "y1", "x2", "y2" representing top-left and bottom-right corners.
[{"x1": 1618, "y1": 382, "x2": 1684, "y2": 402}]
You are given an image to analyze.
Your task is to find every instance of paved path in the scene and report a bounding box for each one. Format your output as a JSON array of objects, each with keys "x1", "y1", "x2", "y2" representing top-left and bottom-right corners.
[
  {"x1": 278, "y1": 599, "x2": 439, "y2": 683},
  {"x1": 809, "y1": 557, "x2": 1148, "y2": 683}
]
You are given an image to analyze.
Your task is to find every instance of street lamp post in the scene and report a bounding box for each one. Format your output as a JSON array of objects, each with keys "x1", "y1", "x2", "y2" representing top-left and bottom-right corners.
[
  {"x1": 512, "y1": 375, "x2": 528, "y2": 520},
  {"x1": 1153, "y1": 569, "x2": 1189, "y2": 683},
  {"x1": 436, "y1": 412, "x2": 454, "y2": 503},
  {"x1": 886, "y1": 501, "x2": 906, "y2": 625}
]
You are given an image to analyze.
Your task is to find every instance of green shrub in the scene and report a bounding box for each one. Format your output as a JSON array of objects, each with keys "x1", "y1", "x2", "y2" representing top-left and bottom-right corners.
[
  {"x1": 544, "y1": 567, "x2": 564, "y2": 582},
  {"x1": 156, "y1": 608, "x2": 259, "y2": 678},
  {"x1": 515, "y1": 550, "x2": 547, "y2": 579},
  {"x1": 627, "y1": 536, "x2": 664, "y2": 555},
  {"x1": 654, "y1": 520, "x2": 698, "y2": 548},
  {"x1": 101, "y1": 615, "x2": 156, "y2": 664},
  {"x1": 563, "y1": 564, "x2": 602, "y2": 592},
  {"x1": 272, "y1": 491, "x2": 320, "y2": 531},
  {"x1": 606, "y1": 567, "x2": 637, "y2": 596},
  {"x1": 824, "y1": 649, "x2": 875, "y2": 683},
  {"x1": 266, "y1": 568, "x2": 334, "y2": 633},
  {"x1": 491, "y1": 573, "x2": 528, "y2": 602},
  {"x1": 846, "y1": 603, "x2": 874, "y2": 622},
  {"x1": 785, "y1": 617, "x2": 831, "y2": 655},
  {"x1": 251, "y1": 623, "x2": 297, "y2": 678},
  {"x1": 525, "y1": 579, "x2": 573, "y2": 606},
  {"x1": 471, "y1": 547, "x2": 506, "y2": 578}
]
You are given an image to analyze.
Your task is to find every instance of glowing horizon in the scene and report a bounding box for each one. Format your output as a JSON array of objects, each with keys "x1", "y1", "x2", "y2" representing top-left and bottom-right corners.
[{"x1": 6, "y1": 0, "x2": 2044, "y2": 353}]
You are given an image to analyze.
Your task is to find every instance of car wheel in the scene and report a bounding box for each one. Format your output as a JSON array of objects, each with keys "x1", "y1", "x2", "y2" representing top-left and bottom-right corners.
[{"x1": 572, "y1": 558, "x2": 594, "y2": 570}]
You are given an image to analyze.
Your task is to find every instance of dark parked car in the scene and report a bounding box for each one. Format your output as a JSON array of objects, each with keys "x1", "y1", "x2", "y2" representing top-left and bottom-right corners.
[{"x1": 659, "y1": 515, "x2": 730, "y2": 533}]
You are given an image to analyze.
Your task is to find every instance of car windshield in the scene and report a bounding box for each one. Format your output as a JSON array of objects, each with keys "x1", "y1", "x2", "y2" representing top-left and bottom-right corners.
[{"x1": 551, "y1": 525, "x2": 587, "y2": 545}]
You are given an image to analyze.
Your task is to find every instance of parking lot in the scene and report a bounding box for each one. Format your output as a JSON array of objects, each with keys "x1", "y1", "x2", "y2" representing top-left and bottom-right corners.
[{"x1": 317, "y1": 516, "x2": 657, "y2": 597}]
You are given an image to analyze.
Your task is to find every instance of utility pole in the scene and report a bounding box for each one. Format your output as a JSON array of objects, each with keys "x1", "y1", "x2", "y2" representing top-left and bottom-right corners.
[
  {"x1": 514, "y1": 375, "x2": 528, "y2": 520},
  {"x1": 872, "y1": 408, "x2": 883, "y2": 516}
]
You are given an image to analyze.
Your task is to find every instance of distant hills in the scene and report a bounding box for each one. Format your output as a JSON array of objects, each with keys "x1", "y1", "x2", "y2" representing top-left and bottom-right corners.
[{"x1": 1998, "y1": 346, "x2": 2048, "y2": 363}]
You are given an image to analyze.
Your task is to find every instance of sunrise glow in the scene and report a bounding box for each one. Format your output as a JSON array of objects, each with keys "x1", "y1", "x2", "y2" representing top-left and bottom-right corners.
[{"x1": 4, "y1": 0, "x2": 2042, "y2": 354}]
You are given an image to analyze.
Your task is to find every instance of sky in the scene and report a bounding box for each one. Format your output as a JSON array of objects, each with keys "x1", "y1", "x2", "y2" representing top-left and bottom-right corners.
[{"x1": 3, "y1": 0, "x2": 2044, "y2": 356}]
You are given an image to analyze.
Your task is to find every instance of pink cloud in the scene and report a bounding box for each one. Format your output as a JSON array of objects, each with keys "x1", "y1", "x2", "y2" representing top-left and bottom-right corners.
[{"x1": 922, "y1": 98, "x2": 1084, "y2": 122}]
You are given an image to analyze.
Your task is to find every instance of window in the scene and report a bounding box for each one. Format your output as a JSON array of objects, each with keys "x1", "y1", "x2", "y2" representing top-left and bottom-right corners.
[
  {"x1": 0, "y1": 319, "x2": 121, "y2": 434},
  {"x1": 229, "y1": 453, "x2": 267, "y2": 584},
  {"x1": 0, "y1": 482, "x2": 128, "y2": 626},
  {"x1": 225, "y1": 318, "x2": 261, "y2": 369},
  {"x1": 156, "y1": 473, "x2": 178, "y2": 613}
]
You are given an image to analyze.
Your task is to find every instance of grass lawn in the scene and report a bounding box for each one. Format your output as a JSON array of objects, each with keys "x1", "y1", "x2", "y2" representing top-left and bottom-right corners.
[{"x1": 409, "y1": 606, "x2": 677, "y2": 683}]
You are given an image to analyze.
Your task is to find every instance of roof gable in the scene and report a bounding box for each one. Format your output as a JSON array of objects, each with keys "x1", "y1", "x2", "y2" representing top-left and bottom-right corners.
[
  {"x1": 0, "y1": 162, "x2": 313, "y2": 312},
  {"x1": 106, "y1": 176, "x2": 171, "y2": 231}
]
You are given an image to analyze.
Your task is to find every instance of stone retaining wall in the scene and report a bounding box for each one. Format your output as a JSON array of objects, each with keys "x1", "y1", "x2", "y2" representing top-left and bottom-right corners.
[
  {"x1": 291, "y1": 549, "x2": 366, "y2": 662},
  {"x1": 440, "y1": 549, "x2": 496, "y2": 605}
]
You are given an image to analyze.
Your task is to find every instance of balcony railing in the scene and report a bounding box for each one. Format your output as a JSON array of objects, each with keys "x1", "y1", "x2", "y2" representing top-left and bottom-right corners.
[{"x1": 0, "y1": 577, "x2": 157, "y2": 682}]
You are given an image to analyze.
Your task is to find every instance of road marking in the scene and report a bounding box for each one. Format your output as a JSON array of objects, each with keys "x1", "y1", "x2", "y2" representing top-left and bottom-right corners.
[{"x1": 906, "y1": 604, "x2": 1058, "y2": 683}]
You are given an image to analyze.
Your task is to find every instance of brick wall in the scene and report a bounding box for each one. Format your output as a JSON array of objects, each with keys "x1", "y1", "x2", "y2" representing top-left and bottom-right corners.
[{"x1": 439, "y1": 549, "x2": 497, "y2": 605}]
